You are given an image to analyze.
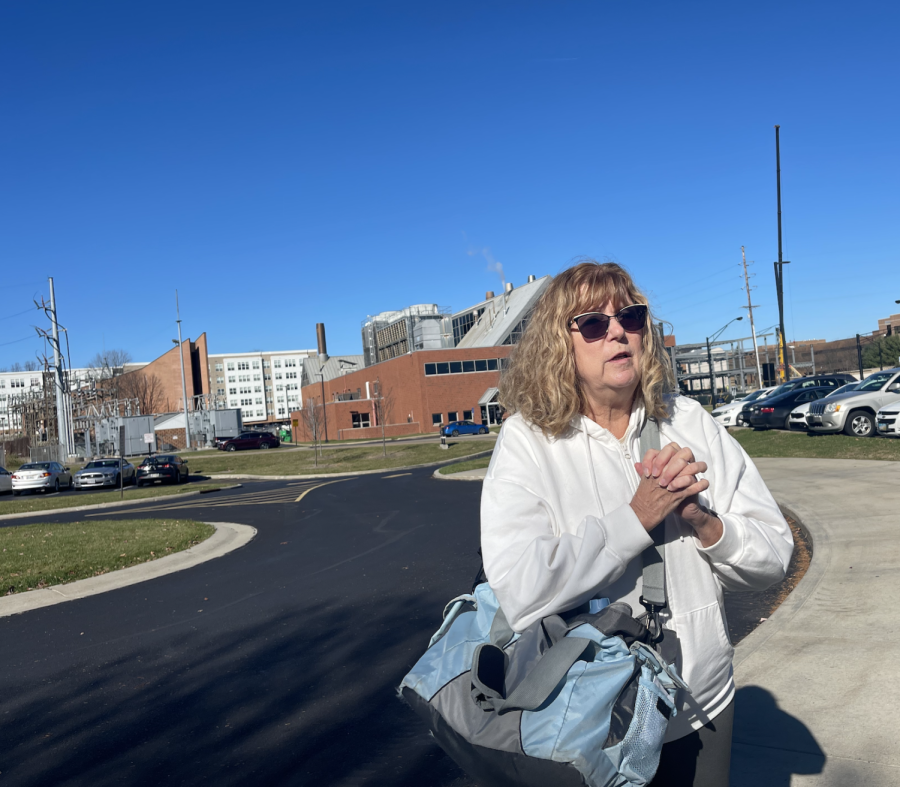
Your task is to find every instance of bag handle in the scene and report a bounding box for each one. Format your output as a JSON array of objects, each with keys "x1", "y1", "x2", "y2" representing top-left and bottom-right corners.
[
  {"x1": 638, "y1": 417, "x2": 667, "y2": 638},
  {"x1": 470, "y1": 636, "x2": 593, "y2": 714}
]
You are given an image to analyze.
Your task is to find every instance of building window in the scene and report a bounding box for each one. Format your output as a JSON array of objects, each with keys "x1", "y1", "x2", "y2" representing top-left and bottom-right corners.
[
  {"x1": 240, "y1": 386, "x2": 251, "y2": 394},
  {"x1": 237, "y1": 361, "x2": 250, "y2": 371},
  {"x1": 227, "y1": 362, "x2": 235, "y2": 371},
  {"x1": 275, "y1": 372, "x2": 282, "y2": 380},
  {"x1": 253, "y1": 374, "x2": 261, "y2": 381},
  {"x1": 274, "y1": 360, "x2": 281, "y2": 368},
  {"x1": 432, "y1": 413, "x2": 443, "y2": 426},
  {"x1": 254, "y1": 386, "x2": 262, "y2": 393},
  {"x1": 217, "y1": 388, "x2": 225, "y2": 396},
  {"x1": 351, "y1": 412, "x2": 371, "y2": 429},
  {"x1": 278, "y1": 407, "x2": 285, "y2": 416},
  {"x1": 228, "y1": 376, "x2": 236, "y2": 383},
  {"x1": 229, "y1": 387, "x2": 237, "y2": 395},
  {"x1": 424, "y1": 358, "x2": 505, "y2": 376},
  {"x1": 463, "y1": 409, "x2": 473, "y2": 420},
  {"x1": 252, "y1": 361, "x2": 260, "y2": 370},
  {"x1": 276, "y1": 384, "x2": 284, "y2": 392},
  {"x1": 255, "y1": 397, "x2": 263, "y2": 405},
  {"x1": 285, "y1": 371, "x2": 297, "y2": 379},
  {"x1": 263, "y1": 361, "x2": 270, "y2": 369},
  {"x1": 448, "y1": 411, "x2": 458, "y2": 422},
  {"x1": 256, "y1": 409, "x2": 264, "y2": 417},
  {"x1": 285, "y1": 359, "x2": 297, "y2": 367},
  {"x1": 264, "y1": 374, "x2": 271, "y2": 381},
  {"x1": 215, "y1": 363, "x2": 223, "y2": 371},
  {"x1": 241, "y1": 398, "x2": 252, "y2": 406}
]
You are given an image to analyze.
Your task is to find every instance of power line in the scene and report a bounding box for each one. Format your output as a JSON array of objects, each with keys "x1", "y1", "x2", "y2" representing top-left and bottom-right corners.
[{"x1": 0, "y1": 306, "x2": 39, "y2": 323}]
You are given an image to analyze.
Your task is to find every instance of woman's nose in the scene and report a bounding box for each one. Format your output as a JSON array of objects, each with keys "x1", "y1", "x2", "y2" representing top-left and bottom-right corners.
[{"x1": 606, "y1": 315, "x2": 626, "y2": 340}]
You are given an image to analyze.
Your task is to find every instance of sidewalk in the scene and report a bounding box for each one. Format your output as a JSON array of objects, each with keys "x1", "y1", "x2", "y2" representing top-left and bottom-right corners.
[{"x1": 439, "y1": 457, "x2": 900, "y2": 785}]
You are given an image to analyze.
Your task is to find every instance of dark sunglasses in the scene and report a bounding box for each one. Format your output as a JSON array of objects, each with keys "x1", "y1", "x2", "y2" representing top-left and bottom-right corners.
[{"x1": 568, "y1": 304, "x2": 648, "y2": 342}]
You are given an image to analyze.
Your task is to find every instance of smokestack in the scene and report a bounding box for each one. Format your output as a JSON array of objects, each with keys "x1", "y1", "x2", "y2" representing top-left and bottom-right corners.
[
  {"x1": 527, "y1": 274, "x2": 536, "y2": 283},
  {"x1": 485, "y1": 291, "x2": 495, "y2": 300},
  {"x1": 504, "y1": 282, "x2": 514, "y2": 293},
  {"x1": 316, "y1": 323, "x2": 328, "y2": 362}
]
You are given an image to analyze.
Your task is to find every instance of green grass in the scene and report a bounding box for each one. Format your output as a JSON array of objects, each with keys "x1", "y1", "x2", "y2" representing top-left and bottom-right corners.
[
  {"x1": 0, "y1": 483, "x2": 229, "y2": 516},
  {"x1": 188, "y1": 439, "x2": 493, "y2": 476},
  {"x1": 731, "y1": 428, "x2": 900, "y2": 461},
  {"x1": 0, "y1": 518, "x2": 214, "y2": 595},
  {"x1": 443, "y1": 456, "x2": 493, "y2": 474}
]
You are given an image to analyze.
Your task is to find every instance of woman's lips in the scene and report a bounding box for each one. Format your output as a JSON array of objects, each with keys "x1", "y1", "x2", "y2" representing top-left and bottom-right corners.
[{"x1": 608, "y1": 352, "x2": 631, "y2": 363}]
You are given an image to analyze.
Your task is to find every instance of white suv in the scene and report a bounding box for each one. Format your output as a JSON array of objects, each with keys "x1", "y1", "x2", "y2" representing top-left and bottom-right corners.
[{"x1": 806, "y1": 368, "x2": 900, "y2": 437}]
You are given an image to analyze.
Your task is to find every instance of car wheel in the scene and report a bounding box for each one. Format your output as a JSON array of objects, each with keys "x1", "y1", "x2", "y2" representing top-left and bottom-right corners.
[
  {"x1": 259, "y1": 442, "x2": 270, "y2": 450},
  {"x1": 451, "y1": 430, "x2": 459, "y2": 437},
  {"x1": 844, "y1": 411, "x2": 875, "y2": 437},
  {"x1": 136, "y1": 480, "x2": 143, "y2": 488},
  {"x1": 784, "y1": 415, "x2": 792, "y2": 430},
  {"x1": 227, "y1": 444, "x2": 237, "y2": 452},
  {"x1": 479, "y1": 427, "x2": 488, "y2": 434},
  {"x1": 735, "y1": 413, "x2": 746, "y2": 427},
  {"x1": 53, "y1": 479, "x2": 60, "y2": 493},
  {"x1": 114, "y1": 473, "x2": 121, "y2": 487}
]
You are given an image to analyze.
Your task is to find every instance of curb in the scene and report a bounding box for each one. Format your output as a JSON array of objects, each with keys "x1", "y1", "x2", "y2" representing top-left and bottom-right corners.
[
  {"x1": 0, "y1": 520, "x2": 256, "y2": 618},
  {"x1": 205, "y1": 449, "x2": 496, "y2": 481},
  {"x1": 433, "y1": 465, "x2": 488, "y2": 481},
  {"x1": 0, "y1": 484, "x2": 243, "y2": 522},
  {"x1": 731, "y1": 500, "x2": 823, "y2": 667}
]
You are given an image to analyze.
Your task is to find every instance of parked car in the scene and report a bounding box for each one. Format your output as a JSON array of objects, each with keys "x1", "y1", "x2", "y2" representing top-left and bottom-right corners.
[
  {"x1": 0, "y1": 466, "x2": 12, "y2": 495},
  {"x1": 136, "y1": 455, "x2": 190, "y2": 486},
  {"x1": 73, "y1": 458, "x2": 135, "y2": 490},
  {"x1": 788, "y1": 381, "x2": 861, "y2": 431},
  {"x1": 876, "y1": 401, "x2": 900, "y2": 438},
  {"x1": 441, "y1": 420, "x2": 489, "y2": 437},
  {"x1": 11, "y1": 462, "x2": 73, "y2": 495},
  {"x1": 806, "y1": 367, "x2": 900, "y2": 437},
  {"x1": 711, "y1": 387, "x2": 775, "y2": 427},
  {"x1": 747, "y1": 387, "x2": 833, "y2": 430},
  {"x1": 739, "y1": 374, "x2": 856, "y2": 425},
  {"x1": 217, "y1": 431, "x2": 280, "y2": 452}
]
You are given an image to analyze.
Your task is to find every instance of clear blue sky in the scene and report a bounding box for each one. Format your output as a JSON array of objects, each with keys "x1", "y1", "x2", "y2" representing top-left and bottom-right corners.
[{"x1": 2, "y1": 1, "x2": 898, "y2": 368}]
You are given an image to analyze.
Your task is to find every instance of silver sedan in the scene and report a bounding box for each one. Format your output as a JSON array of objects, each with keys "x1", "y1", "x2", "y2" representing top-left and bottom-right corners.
[
  {"x1": 73, "y1": 458, "x2": 135, "y2": 490},
  {"x1": 11, "y1": 462, "x2": 73, "y2": 495}
]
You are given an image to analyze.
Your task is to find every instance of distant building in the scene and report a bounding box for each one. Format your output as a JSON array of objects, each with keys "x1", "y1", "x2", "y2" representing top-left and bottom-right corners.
[{"x1": 208, "y1": 349, "x2": 317, "y2": 425}]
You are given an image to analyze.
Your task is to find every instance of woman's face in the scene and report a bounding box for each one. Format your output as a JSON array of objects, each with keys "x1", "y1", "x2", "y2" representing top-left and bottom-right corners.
[{"x1": 570, "y1": 299, "x2": 644, "y2": 399}]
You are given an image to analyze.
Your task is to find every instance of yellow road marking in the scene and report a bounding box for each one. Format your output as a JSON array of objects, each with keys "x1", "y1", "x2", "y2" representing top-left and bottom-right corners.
[
  {"x1": 295, "y1": 478, "x2": 350, "y2": 503},
  {"x1": 382, "y1": 473, "x2": 411, "y2": 479}
]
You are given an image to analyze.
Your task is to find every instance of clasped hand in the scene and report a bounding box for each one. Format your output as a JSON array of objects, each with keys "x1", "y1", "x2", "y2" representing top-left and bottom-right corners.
[{"x1": 630, "y1": 442, "x2": 721, "y2": 545}]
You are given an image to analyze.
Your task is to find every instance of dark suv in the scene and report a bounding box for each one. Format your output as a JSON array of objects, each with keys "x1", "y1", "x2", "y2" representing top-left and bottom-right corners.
[{"x1": 217, "y1": 431, "x2": 280, "y2": 452}]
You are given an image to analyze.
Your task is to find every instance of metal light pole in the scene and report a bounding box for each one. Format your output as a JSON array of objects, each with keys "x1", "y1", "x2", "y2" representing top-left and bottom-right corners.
[
  {"x1": 773, "y1": 125, "x2": 791, "y2": 382},
  {"x1": 707, "y1": 317, "x2": 743, "y2": 405},
  {"x1": 175, "y1": 290, "x2": 192, "y2": 450}
]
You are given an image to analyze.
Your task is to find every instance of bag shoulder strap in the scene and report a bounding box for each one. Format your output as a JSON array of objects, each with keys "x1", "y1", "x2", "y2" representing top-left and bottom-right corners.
[{"x1": 638, "y1": 417, "x2": 667, "y2": 612}]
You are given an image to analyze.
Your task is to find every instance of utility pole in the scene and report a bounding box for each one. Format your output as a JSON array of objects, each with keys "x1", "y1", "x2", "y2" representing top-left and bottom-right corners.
[
  {"x1": 741, "y1": 247, "x2": 764, "y2": 387},
  {"x1": 175, "y1": 291, "x2": 192, "y2": 450},
  {"x1": 856, "y1": 334, "x2": 864, "y2": 380},
  {"x1": 48, "y1": 277, "x2": 73, "y2": 457},
  {"x1": 773, "y1": 125, "x2": 791, "y2": 382}
]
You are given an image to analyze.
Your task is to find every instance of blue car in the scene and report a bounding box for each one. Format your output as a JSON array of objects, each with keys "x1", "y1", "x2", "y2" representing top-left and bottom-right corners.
[{"x1": 441, "y1": 420, "x2": 489, "y2": 437}]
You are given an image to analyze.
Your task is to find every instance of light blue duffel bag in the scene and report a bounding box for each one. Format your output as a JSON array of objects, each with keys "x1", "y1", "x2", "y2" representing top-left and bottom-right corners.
[{"x1": 399, "y1": 418, "x2": 691, "y2": 787}]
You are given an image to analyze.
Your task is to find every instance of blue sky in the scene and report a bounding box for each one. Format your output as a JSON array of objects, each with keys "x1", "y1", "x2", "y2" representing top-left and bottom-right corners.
[{"x1": 2, "y1": 1, "x2": 898, "y2": 368}]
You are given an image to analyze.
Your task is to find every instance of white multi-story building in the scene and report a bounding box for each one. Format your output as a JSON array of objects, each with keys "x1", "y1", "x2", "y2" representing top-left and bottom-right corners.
[{"x1": 208, "y1": 350, "x2": 317, "y2": 426}]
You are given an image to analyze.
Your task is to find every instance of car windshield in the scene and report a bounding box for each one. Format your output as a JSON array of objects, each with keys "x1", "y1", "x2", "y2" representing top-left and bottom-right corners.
[
  {"x1": 86, "y1": 460, "x2": 121, "y2": 469},
  {"x1": 857, "y1": 372, "x2": 894, "y2": 392},
  {"x1": 143, "y1": 456, "x2": 173, "y2": 465},
  {"x1": 19, "y1": 463, "x2": 51, "y2": 470},
  {"x1": 825, "y1": 382, "x2": 860, "y2": 398},
  {"x1": 743, "y1": 389, "x2": 769, "y2": 403}
]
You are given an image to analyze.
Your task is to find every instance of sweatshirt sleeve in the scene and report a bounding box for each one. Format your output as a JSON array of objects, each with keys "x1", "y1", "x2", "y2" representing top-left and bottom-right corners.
[
  {"x1": 694, "y1": 410, "x2": 794, "y2": 591},
  {"x1": 480, "y1": 421, "x2": 652, "y2": 632}
]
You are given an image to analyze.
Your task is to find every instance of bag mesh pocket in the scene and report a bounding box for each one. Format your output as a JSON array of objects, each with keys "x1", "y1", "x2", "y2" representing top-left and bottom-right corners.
[{"x1": 617, "y1": 677, "x2": 671, "y2": 784}]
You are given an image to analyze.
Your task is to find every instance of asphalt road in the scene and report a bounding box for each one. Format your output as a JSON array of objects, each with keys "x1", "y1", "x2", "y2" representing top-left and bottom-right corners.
[{"x1": 0, "y1": 469, "x2": 478, "y2": 787}]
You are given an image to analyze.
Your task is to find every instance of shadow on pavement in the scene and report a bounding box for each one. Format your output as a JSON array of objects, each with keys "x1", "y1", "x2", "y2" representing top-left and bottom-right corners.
[
  {"x1": 731, "y1": 685, "x2": 825, "y2": 786},
  {"x1": 0, "y1": 591, "x2": 474, "y2": 787}
]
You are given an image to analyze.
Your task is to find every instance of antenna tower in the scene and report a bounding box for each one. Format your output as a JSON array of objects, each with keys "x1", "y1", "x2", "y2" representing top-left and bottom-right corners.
[{"x1": 740, "y1": 247, "x2": 764, "y2": 387}]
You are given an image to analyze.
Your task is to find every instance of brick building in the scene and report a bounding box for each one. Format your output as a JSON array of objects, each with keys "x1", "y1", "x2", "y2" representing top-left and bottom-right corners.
[{"x1": 292, "y1": 346, "x2": 511, "y2": 442}]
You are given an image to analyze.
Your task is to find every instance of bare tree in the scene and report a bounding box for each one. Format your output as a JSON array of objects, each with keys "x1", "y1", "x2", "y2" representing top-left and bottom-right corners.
[
  {"x1": 117, "y1": 372, "x2": 165, "y2": 415},
  {"x1": 372, "y1": 377, "x2": 395, "y2": 457},
  {"x1": 23, "y1": 360, "x2": 38, "y2": 371},
  {"x1": 9, "y1": 362, "x2": 22, "y2": 372},
  {"x1": 88, "y1": 349, "x2": 133, "y2": 380},
  {"x1": 300, "y1": 397, "x2": 325, "y2": 466}
]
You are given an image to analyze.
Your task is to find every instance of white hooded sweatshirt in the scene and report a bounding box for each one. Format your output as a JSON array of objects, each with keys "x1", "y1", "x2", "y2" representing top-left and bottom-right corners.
[{"x1": 480, "y1": 395, "x2": 793, "y2": 740}]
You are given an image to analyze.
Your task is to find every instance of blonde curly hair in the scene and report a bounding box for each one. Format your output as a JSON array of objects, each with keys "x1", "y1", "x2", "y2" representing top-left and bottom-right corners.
[{"x1": 499, "y1": 260, "x2": 675, "y2": 436}]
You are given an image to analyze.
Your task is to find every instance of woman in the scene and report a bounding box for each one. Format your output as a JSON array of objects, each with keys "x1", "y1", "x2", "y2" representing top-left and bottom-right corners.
[{"x1": 481, "y1": 261, "x2": 793, "y2": 786}]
